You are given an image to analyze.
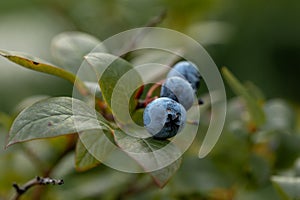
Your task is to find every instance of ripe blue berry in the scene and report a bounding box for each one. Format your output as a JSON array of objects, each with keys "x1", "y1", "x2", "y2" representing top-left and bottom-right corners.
[
  {"x1": 160, "y1": 76, "x2": 194, "y2": 110},
  {"x1": 143, "y1": 97, "x2": 186, "y2": 139},
  {"x1": 167, "y1": 61, "x2": 201, "y2": 93}
]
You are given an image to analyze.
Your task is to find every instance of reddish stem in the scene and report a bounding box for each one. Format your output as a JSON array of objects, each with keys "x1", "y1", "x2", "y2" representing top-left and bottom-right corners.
[
  {"x1": 145, "y1": 80, "x2": 165, "y2": 104},
  {"x1": 134, "y1": 85, "x2": 144, "y2": 100},
  {"x1": 136, "y1": 80, "x2": 164, "y2": 109}
]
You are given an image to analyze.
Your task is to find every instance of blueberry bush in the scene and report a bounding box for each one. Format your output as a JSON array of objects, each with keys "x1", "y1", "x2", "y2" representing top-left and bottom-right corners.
[
  {"x1": 0, "y1": 1, "x2": 300, "y2": 200},
  {"x1": 0, "y1": 30, "x2": 299, "y2": 200}
]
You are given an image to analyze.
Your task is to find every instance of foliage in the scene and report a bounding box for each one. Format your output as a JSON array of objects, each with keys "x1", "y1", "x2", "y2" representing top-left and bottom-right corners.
[{"x1": 0, "y1": 1, "x2": 300, "y2": 200}]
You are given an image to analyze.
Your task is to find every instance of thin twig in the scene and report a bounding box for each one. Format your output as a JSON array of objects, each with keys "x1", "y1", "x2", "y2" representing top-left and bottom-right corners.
[
  {"x1": 134, "y1": 85, "x2": 144, "y2": 100},
  {"x1": 32, "y1": 135, "x2": 77, "y2": 200},
  {"x1": 119, "y1": 10, "x2": 167, "y2": 58},
  {"x1": 144, "y1": 9, "x2": 167, "y2": 27},
  {"x1": 12, "y1": 176, "x2": 63, "y2": 200},
  {"x1": 136, "y1": 81, "x2": 164, "y2": 109},
  {"x1": 145, "y1": 80, "x2": 164, "y2": 101}
]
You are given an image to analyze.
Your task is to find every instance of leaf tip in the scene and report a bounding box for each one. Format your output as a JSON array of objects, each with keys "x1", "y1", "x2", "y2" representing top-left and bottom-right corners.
[
  {"x1": 0, "y1": 49, "x2": 9, "y2": 57},
  {"x1": 5, "y1": 140, "x2": 14, "y2": 149},
  {"x1": 152, "y1": 179, "x2": 168, "y2": 189},
  {"x1": 5, "y1": 131, "x2": 18, "y2": 149},
  {"x1": 221, "y1": 66, "x2": 230, "y2": 75}
]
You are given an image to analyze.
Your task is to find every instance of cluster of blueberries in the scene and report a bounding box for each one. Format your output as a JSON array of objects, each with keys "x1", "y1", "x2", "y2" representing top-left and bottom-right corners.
[{"x1": 143, "y1": 61, "x2": 201, "y2": 140}]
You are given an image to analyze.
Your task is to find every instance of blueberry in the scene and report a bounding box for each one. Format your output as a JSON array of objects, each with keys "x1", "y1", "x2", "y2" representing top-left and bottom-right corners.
[
  {"x1": 160, "y1": 76, "x2": 194, "y2": 110},
  {"x1": 143, "y1": 97, "x2": 186, "y2": 139},
  {"x1": 167, "y1": 61, "x2": 201, "y2": 93}
]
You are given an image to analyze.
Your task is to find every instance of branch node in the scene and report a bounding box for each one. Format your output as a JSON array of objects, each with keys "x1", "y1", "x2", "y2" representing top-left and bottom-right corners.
[
  {"x1": 12, "y1": 176, "x2": 64, "y2": 200},
  {"x1": 12, "y1": 183, "x2": 25, "y2": 195}
]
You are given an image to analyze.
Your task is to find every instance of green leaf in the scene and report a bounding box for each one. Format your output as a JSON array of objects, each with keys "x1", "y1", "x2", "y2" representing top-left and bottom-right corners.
[
  {"x1": 85, "y1": 53, "x2": 143, "y2": 123},
  {"x1": 75, "y1": 137, "x2": 101, "y2": 171},
  {"x1": 131, "y1": 109, "x2": 144, "y2": 126},
  {"x1": 12, "y1": 95, "x2": 50, "y2": 115},
  {"x1": 244, "y1": 81, "x2": 265, "y2": 102},
  {"x1": 78, "y1": 129, "x2": 142, "y2": 172},
  {"x1": 113, "y1": 130, "x2": 182, "y2": 187},
  {"x1": 271, "y1": 176, "x2": 300, "y2": 200},
  {"x1": 0, "y1": 49, "x2": 89, "y2": 96},
  {"x1": 150, "y1": 158, "x2": 182, "y2": 188},
  {"x1": 7, "y1": 97, "x2": 110, "y2": 147},
  {"x1": 51, "y1": 31, "x2": 106, "y2": 74},
  {"x1": 222, "y1": 67, "x2": 266, "y2": 126},
  {"x1": 77, "y1": 129, "x2": 182, "y2": 182}
]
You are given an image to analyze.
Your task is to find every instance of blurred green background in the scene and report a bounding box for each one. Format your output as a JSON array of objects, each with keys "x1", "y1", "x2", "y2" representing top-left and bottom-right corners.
[
  {"x1": 0, "y1": 0, "x2": 300, "y2": 199},
  {"x1": 1, "y1": 0, "x2": 299, "y2": 112}
]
